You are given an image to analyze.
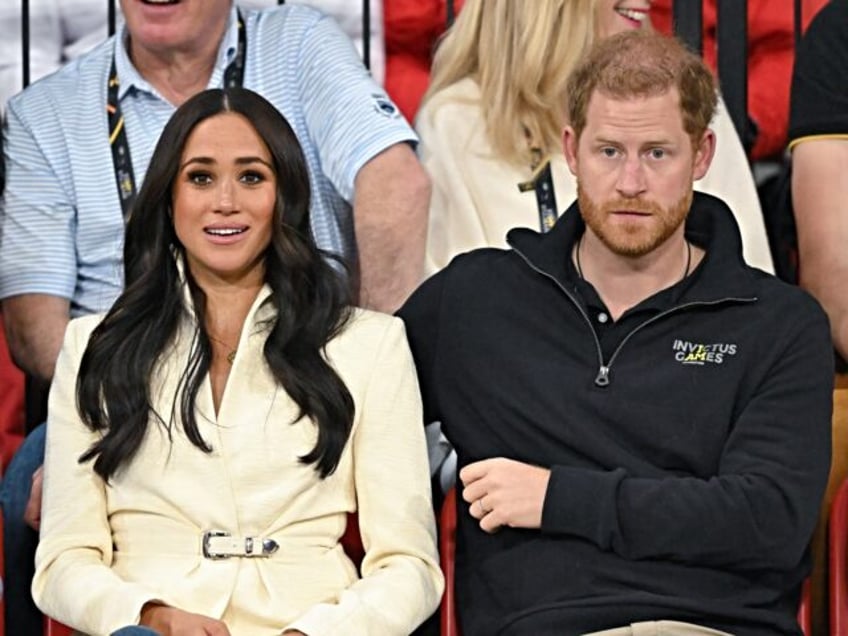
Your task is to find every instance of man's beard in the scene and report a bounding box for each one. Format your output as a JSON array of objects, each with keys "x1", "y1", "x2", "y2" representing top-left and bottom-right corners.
[{"x1": 577, "y1": 183, "x2": 693, "y2": 257}]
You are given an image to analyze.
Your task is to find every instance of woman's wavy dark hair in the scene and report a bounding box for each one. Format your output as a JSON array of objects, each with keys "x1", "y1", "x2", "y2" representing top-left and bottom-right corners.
[{"x1": 76, "y1": 88, "x2": 354, "y2": 481}]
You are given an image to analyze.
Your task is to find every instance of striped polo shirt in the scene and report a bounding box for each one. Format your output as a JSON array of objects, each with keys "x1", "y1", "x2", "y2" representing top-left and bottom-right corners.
[{"x1": 0, "y1": 4, "x2": 415, "y2": 317}]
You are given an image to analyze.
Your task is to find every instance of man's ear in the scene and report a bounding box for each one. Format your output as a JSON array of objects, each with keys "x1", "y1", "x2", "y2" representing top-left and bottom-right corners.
[
  {"x1": 562, "y1": 125, "x2": 579, "y2": 176},
  {"x1": 692, "y1": 129, "x2": 716, "y2": 181}
]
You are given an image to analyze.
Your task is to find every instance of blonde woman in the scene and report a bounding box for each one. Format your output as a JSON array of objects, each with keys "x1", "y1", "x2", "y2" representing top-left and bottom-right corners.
[{"x1": 417, "y1": 0, "x2": 774, "y2": 274}]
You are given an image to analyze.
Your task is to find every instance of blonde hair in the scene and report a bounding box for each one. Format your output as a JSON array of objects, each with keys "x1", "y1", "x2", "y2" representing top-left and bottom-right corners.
[{"x1": 424, "y1": 0, "x2": 596, "y2": 167}]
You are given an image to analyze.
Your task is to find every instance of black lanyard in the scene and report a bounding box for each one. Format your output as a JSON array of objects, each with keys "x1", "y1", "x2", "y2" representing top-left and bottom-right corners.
[
  {"x1": 518, "y1": 148, "x2": 559, "y2": 233},
  {"x1": 108, "y1": 12, "x2": 247, "y2": 219}
]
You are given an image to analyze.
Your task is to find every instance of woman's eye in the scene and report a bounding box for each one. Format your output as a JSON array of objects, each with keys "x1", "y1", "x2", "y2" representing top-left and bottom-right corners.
[
  {"x1": 240, "y1": 171, "x2": 265, "y2": 185},
  {"x1": 188, "y1": 172, "x2": 212, "y2": 186}
]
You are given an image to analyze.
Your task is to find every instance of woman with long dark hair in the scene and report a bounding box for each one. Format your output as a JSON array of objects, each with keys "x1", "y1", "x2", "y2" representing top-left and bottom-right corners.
[{"x1": 31, "y1": 87, "x2": 442, "y2": 636}]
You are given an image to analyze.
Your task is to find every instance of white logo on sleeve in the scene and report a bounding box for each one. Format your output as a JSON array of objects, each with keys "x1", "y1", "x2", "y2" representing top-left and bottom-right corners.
[{"x1": 372, "y1": 94, "x2": 400, "y2": 118}]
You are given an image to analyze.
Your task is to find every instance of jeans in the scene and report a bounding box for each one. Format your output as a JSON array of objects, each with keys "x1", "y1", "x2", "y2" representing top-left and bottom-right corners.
[
  {"x1": 0, "y1": 422, "x2": 46, "y2": 636},
  {"x1": 111, "y1": 628, "x2": 161, "y2": 636}
]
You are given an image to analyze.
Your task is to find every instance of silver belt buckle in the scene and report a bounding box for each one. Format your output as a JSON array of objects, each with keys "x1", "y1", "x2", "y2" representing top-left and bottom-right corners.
[
  {"x1": 202, "y1": 530, "x2": 280, "y2": 559},
  {"x1": 202, "y1": 530, "x2": 231, "y2": 560}
]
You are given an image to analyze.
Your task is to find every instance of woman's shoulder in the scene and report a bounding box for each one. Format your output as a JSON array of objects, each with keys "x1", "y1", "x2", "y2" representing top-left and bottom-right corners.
[
  {"x1": 344, "y1": 308, "x2": 406, "y2": 339},
  {"x1": 329, "y1": 309, "x2": 408, "y2": 354},
  {"x1": 324, "y1": 310, "x2": 411, "y2": 383},
  {"x1": 53, "y1": 313, "x2": 107, "y2": 365},
  {"x1": 431, "y1": 76, "x2": 482, "y2": 101},
  {"x1": 417, "y1": 77, "x2": 483, "y2": 127},
  {"x1": 65, "y1": 313, "x2": 106, "y2": 342}
]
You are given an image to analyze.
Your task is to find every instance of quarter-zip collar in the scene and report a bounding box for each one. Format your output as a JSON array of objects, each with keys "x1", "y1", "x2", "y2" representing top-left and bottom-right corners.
[
  {"x1": 506, "y1": 192, "x2": 760, "y2": 387},
  {"x1": 506, "y1": 191, "x2": 761, "y2": 305}
]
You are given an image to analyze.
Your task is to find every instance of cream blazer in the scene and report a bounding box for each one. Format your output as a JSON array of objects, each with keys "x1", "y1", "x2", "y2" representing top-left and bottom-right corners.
[
  {"x1": 33, "y1": 287, "x2": 443, "y2": 636},
  {"x1": 418, "y1": 77, "x2": 775, "y2": 276}
]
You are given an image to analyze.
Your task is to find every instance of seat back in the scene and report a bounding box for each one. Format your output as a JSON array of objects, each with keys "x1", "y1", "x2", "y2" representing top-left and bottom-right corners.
[
  {"x1": 0, "y1": 509, "x2": 5, "y2": 636},
  {"x1": 43, "y1": 617, "x2": 71, "y2": 636},
  {"x1": 439, "y1": 486, "x2": 459, "y2": 636},
  {"x1": 341, "y1": 511, "x2": 365, "y2": 571},
  {"x1": 798, "y1": 577, "x2": 812, "y2": 636},
  {"x1": 829, "y1": 478, "x2": 848, "y2": 634}
]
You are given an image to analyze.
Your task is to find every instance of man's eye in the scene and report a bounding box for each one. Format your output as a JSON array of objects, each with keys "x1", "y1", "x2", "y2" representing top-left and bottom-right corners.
[
  {"x1": 601, "y1": 147, "x2": 618, "y2": 158},
  {"x1": 649, "y1": 148, "x2": 666, "y2": 159}
]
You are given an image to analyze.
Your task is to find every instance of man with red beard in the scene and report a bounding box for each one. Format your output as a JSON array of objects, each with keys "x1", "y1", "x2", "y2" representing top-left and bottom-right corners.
[{"x1": 399, "y1": 30, "x2": 832, "y2": 636}]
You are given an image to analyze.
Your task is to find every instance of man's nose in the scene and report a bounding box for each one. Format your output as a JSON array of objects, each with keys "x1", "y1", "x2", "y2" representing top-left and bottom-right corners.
[{"x1": 616, "y1": 156, "x2": 647, "y2": 197}]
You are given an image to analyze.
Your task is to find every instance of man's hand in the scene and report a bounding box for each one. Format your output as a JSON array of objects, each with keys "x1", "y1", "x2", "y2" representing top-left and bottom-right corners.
[
  {"x1": 140, "y1": 603, "x2": 232, "y2": 635},
  {"x1": 459, "y1": 458, "x2": 550, "y2": 534},
  {"x1": 24, "y1": 464, "x2": 44, "y2": 531}
]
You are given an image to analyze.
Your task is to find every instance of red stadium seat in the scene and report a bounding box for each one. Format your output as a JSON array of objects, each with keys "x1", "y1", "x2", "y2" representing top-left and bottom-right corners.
[
  {"x1": 439, "y1": 487, "x2": 459, "y2": 636},
  {"x1": 1, "y1": 509, "x2": 5, "y2": 636},
  {"x1": 798, "y1": 577, "x2": 812, "y2": 636},
  {"x1": 43, "y1": 616, "x2": 71, "y2": 636},
  {"x1": 829, "y1": 477, "x2": 848, "y2": 635}
]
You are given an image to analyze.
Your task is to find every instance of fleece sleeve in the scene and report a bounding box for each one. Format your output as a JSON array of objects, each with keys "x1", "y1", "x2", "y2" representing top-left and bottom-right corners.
[
  {"x1": 396, "y1": 270, "x2": 448, "y2": 425},
  {"x1": 282, "y1": 318, "x2": 444, "y2": 635},
  {"x1": 541, "y1": 301, "x2": 833, "y2": 571}
]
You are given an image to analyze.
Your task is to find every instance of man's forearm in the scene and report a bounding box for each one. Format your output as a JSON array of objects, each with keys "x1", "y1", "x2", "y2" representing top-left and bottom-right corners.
[
  {"x1": 792, "y1": 140, "x2": 848, "y2": 357},
  {"x1": 800, "y1": 270, "x2": 848, "y2": 360},
  {"x1": 353, "y1": 143, "x2": 430, "y2": 313},
  {"x1": 2, "y1": 294, "x2": 70, "y2": 382}
]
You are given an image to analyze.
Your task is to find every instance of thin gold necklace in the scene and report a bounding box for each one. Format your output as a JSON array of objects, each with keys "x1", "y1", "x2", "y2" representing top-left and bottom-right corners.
[{"x1": 208, "y1": 332, "x2": 237, "y2": 365}]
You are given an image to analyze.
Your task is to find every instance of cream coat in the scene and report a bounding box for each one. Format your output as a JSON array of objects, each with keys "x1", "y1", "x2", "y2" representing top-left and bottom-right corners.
[
  {"x1": 33, "y1": 288, "x2": 443, "y2": 636},
  {"x1": 417, "y1": 77, "x2": 775, "y2": 275}
]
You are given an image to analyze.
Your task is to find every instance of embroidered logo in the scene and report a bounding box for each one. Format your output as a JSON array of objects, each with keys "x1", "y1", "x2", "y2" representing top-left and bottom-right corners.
[
  {"x1": 672, "y1": 339, "x2": 737, "y2": 365},
  {"x1": 372, "y1": 94, "x2": 400, "y2": 118}
]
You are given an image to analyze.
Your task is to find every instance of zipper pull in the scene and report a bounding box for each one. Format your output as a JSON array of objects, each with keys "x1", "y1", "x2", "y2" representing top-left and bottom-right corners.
[{"x1": 594, "y1": 365, "x2": 610, "y2": 387}]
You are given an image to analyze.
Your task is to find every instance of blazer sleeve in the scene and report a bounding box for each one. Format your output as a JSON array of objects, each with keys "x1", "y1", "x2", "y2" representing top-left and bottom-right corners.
[
  {"x1": 283, "y1": 318, "x2": 444, "y2": 635},
  {"x1": 32, "y1": 316, "x2": 162, "y2": 635}
]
